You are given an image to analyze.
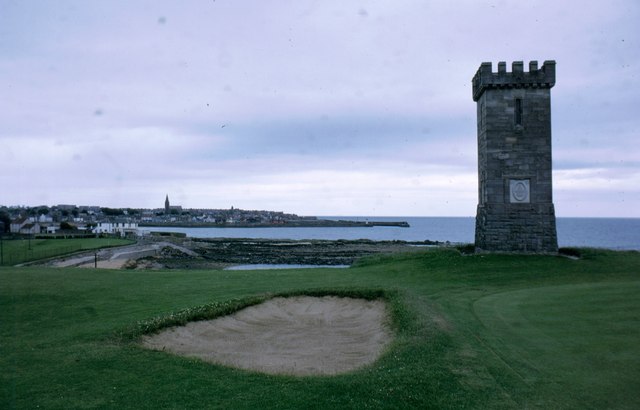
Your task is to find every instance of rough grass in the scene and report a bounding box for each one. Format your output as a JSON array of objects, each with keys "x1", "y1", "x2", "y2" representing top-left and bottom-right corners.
[
  {"x1": 116, "y1": 288, "x2": 393, "y2": 340},
  {"x1": 1, "y1": 248, "x2": 639, "y2": 409},
  {"x1": 0, "y1": 237, "x2": 134, "y2": 266}
]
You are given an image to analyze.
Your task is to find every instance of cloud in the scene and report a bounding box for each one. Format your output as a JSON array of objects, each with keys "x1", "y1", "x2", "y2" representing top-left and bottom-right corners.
[
  {"x1": 1, "y1": 1, "x2": 639, "y2": 216},
  {"x1": 180, "y1": 112, "x2": 472, "y2": 160},
  {"x1": 163, "y1": 163, "x2": 477, "y2": 216}
]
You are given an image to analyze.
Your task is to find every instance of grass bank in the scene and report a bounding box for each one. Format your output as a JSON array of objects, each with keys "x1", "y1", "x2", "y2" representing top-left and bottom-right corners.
[
  {"x1": 0, "y1": 237, "x2": 134, "y2": 266},
  {"x1": 1, "y1": 248, "x2": 639, "y2": 408}
]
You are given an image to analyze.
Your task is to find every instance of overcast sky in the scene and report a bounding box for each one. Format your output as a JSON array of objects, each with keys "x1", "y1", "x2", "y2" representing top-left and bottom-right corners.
[{"x1": 1, "y1": 0, "x2": 638, "y2": 217}]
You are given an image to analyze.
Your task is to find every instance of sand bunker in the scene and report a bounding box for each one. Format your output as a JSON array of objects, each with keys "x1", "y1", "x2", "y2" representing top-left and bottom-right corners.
[{"x1": 142, "y1": 296, "x2": 392, "y2": 376}]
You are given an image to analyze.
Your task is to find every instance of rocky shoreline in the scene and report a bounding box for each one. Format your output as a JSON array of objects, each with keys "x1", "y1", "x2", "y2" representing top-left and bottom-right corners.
[
  {"x1": 37, "y1": 236, "x2": 447, "y2": 270},
  {"x1": 187, "y1": 237, "x2": 438, "y2": 266}
]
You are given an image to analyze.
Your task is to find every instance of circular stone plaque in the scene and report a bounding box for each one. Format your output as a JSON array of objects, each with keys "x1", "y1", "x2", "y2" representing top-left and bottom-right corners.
[{"x1": 509, "y1": 179, "x2": 530, "y2": 203}]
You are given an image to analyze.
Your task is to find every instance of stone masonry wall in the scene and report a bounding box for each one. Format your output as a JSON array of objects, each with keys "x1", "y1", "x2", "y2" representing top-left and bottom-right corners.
[
  {"x1": 475, "y1": 204, "x2": 557, "y2": 252},
  {"x1": 473, "y1": 61, "x2": 558, "y2": 253}
]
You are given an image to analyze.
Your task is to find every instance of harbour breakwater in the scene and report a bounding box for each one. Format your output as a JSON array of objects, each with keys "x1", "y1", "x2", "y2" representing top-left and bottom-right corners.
[{"x1": 140, "y1": 220, "x2": 410, "y2": 228}]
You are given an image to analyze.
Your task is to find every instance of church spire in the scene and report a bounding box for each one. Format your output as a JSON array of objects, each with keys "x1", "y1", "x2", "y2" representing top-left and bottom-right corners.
[{"x1": 165, "y1": 195, "x2": 170, "y2": 214}]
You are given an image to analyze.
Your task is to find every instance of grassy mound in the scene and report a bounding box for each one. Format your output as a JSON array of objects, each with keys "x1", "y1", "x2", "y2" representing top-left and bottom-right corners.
[
  {"x1": 1, "y1": 248, "x2": 639, "y2": 408},
  {"x1": 116, "y1": 288, "x2": 397, "y2": 342}
]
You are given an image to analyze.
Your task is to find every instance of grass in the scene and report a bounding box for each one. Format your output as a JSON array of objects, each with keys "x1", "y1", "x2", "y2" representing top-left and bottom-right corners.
[
  {"x1": 0, "y1": 237, "x2": 134, "y2": 266},
  {"x1": 1, "y1": 248, "x2": 639, "y2": 408}
]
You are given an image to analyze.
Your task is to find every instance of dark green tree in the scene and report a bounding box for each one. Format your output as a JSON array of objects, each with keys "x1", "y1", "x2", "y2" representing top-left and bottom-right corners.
[
  {"x1": 60, "y1": 221, "x2": 76, "y2": 231},
  {"x1": 0, "y1": 211, "x2": 10, "y2": 233},
  {"x1": 101, "y1": 207, "x2": 124, "y2": 216}
]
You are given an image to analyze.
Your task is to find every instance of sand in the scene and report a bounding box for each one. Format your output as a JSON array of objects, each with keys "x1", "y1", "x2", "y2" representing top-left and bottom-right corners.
[{"x1": 142, "y1": 296, "x2": 392, "y2": 376}]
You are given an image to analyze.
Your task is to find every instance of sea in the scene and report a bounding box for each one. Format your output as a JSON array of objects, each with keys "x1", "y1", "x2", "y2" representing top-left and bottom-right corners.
[{"x1": 143, "y1": 217, "x2": 640, "y2": 251}]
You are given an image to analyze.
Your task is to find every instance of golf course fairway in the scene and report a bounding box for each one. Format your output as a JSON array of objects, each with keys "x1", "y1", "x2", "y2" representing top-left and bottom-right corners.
[{"x1": 2, "y1": 248, "x2": 639, "y2": 409}]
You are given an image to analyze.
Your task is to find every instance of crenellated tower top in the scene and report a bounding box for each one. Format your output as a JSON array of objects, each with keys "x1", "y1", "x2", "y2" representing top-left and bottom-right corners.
[{"x1": 472, "y1": 60, "x2": 555, "y2": 101}]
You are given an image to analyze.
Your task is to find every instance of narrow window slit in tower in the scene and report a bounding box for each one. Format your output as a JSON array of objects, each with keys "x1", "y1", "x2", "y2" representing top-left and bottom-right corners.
[{"x1": 515, "y1": 98, "x2": 523, "y2": 126}]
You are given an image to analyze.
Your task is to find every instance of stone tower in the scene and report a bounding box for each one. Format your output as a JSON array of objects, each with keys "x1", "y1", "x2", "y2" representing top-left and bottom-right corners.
[
  {"x1": 165, "y1": 195, "x2": 170, "y2": 215},
  {"x1": 472, "y1": 60, "x2": 558, "y2": 253}
]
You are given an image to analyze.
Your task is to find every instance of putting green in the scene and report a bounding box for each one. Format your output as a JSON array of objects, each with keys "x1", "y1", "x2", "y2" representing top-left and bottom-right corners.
[{"x1": 473, "y1": 280, "x2": 640, "y2": 408}]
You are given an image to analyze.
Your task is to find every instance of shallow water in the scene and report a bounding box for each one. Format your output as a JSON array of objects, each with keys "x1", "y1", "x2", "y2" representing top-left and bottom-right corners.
[{"x1": 224, "y1": 264, "x2": 350, "y2": 270}]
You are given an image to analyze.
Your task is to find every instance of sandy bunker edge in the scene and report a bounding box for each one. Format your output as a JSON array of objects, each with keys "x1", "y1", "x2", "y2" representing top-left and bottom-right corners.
[{"x1": 142, "y1": 295, "x2": 393, "y2": 376}]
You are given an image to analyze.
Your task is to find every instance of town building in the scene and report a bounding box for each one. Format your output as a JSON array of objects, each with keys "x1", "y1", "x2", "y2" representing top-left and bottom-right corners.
[{"x1": 93, "y1": 221, "x2": 139, "y2": 237}]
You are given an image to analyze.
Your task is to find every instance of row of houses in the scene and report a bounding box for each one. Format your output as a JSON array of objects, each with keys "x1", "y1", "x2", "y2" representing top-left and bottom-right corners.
[
  {"x1": 8, "y1": 217, "x2": 139, "y2": 237},
  {"x1": 92, "y1": 222, "x2": 139, "y2": 237}
]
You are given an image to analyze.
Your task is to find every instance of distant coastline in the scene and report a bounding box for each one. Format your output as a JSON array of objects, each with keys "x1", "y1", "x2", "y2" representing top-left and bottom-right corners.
[
  {"x1": 139, "y1": 220, "x2": 410, "y2": 228},
  {"x1": 1, "y1": 203, "x2": 410, "y2": 237},
  {"x1": 141, "y1": 217, "x2": 640, "y2": 250}
]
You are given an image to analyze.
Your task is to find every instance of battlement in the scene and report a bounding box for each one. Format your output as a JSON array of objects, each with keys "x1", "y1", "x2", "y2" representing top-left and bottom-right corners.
[{"x1": 472, "y1": 60, "x2": 555, "y2": 101}]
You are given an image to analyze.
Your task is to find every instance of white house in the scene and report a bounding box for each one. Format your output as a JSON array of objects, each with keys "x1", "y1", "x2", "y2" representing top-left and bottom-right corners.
[
  {"x1": 19, "y1": 223, "x2": 41, "y2": 235},
  {"x1": 10, "y1": 217, "x2": 30, "y2": 233},
  {"x1": 38, "y1": 214, "x2": 53, "y2": 223},
  {"x1": 93, "y1": 222, "x2": 139, "y2": 237},
  {"x1": 10, "y1": 217, "x2": 43, "y2": 234},
  {"x1": 45, "y1": 224, "x2": 60, "y2": 234}
]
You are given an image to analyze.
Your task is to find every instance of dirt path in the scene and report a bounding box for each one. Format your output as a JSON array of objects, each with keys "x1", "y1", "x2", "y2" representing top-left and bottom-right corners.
[{"x1": 49, "y1": 241, "x2": 197, "y2": 269}]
